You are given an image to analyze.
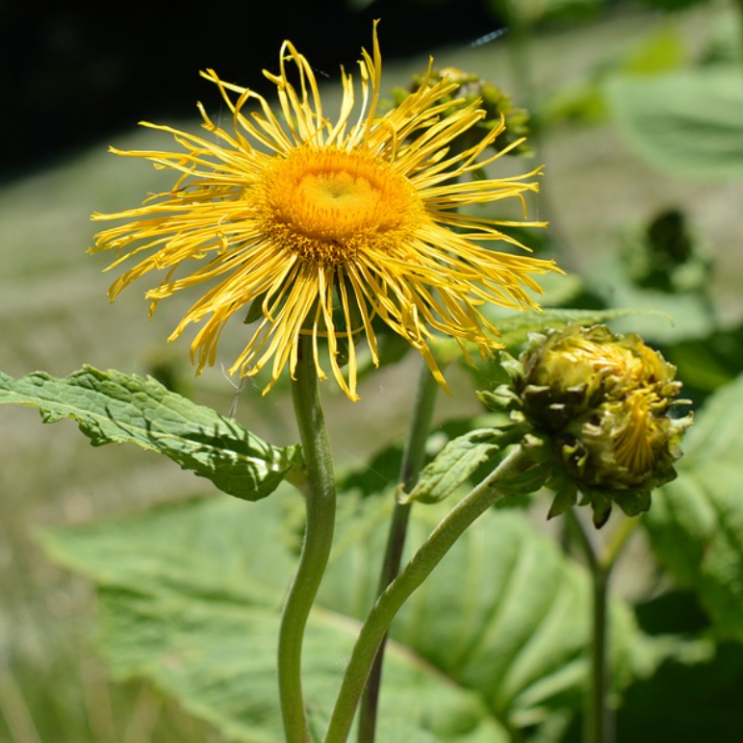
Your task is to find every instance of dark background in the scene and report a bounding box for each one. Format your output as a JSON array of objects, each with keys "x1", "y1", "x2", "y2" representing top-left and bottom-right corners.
[{"x1": 1, "y1": 0, "x2": 503, "y2": 182}]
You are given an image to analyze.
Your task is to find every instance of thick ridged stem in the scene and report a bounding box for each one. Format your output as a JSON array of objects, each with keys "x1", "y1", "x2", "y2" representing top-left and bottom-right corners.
[{"x1": 278, "y1": 336, "x2": 337, "y2": 743}]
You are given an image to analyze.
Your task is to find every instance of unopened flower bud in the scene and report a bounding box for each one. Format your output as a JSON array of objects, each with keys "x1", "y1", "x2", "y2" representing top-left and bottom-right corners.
[
  {"x1": 391, "y1": 68, "x2": 531, "y2": 156},
  {"x1": 493, "y1": 325, "x2": 693, "y2": 527}
]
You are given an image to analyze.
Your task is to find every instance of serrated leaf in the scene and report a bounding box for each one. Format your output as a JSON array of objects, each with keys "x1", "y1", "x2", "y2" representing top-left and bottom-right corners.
[
  {"x1": 403, "y1": 429, "x2": 505, "y2": 505},
  {"x1": 92, "y1": 587, "x2": 464, "y2": 743},
  {"x1": 606, "y1": 67, "x2": 743, "y2": 179},
  {"x1": 645, "y1": 373, "x2": 743, "y2": 640},
  {"x1": 0, "y1": 366, "x2": 300, "y2": 501}
]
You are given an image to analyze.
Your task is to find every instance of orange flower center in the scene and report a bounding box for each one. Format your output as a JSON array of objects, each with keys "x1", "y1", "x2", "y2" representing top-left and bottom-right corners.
[{"x1": 255, "y1": 147, "x2": 423, "y2": 263}]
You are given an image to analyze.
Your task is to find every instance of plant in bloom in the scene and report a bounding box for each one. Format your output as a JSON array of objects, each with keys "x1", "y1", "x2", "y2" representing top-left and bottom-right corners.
[{"x1": 91, "y1": 23, "x2": 559, "y2": 400}]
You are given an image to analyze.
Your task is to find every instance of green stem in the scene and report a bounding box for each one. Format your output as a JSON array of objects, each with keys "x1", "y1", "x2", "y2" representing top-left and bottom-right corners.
[
  {"x1": 567, "y1": 512, "x2": 638, "y2": 743},
  {"x1": 357, "y1": 364, "x2": 439, "y2": 743},
  {"x1": 589, "y1": 563, "x2": 610, "y2": 743},
  {"x1": 279, "y1": 336, "x2": 337, "y2": 743},
  {"x1": 600, "y1": 516, "x2": 638, "y2": 574},
  {"x1": 324, "y1": 445, "x2": 535, "y2": 743}
]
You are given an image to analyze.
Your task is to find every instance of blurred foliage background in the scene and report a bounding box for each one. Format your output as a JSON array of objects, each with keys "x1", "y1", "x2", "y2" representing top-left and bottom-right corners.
[{"x1": 2, "y1": 0, "x2": 743, "y2": 741}]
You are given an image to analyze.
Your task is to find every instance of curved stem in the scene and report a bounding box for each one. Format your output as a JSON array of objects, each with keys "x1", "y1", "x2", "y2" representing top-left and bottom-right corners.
[
  {"x1": 357, "y1": 364, "x2": 439, "y2": 743},
  {"x1": 324, "y1": 445, "x2": 535, "y2": 743},
  {"x1": 279, "y1": 336, "x2": 337, "y2": 743}
]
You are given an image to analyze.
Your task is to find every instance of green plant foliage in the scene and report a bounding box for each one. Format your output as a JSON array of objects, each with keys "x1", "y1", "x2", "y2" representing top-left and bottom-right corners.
[
  {"x1": 402, "y1": 429, "x2": 512, "y2": 505},
  {"x1": 644, "y1": 373, "x2": 743, "y2": 641},
  {"x1": 619, "y1": 27, "x2": 686, "y2": 76},
  {"x1": 479, "y1": 307, "x2": 659, "y2": 349},
  {"x1": 584, "y1": 250, "x2": 715, "y2": 344},
  {"x1": 0, "y1": 366, "x2": 301, "y2": 501},
  {"x1": 319, "y1": 499, "x2": 638, "y2": 731},
  {"x1": 663, "y1": 321, "x2": 743, "y2": 395},
  {"x1": 606, "y1": 67, "x2": 743, "y2": 179},
  {"x1": 615, "y1": 641, "x2": 743, "y2": 743},
  {"x1": 487, "y1": 0, "x2": 604, "y2": 25},
  {"x1": 536, "y1": 25, "x2": 685, "y2": 127},
  {"x1": 40, "y1": 488, "x2": 638, "y2": 741},
  {"x1": 40, "y1": 495, "x2": 506, "y2": 742}
]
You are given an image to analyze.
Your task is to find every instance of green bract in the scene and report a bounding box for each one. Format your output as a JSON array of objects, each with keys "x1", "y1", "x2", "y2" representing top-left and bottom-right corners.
[
  {"x1": 391, "y1": 67, "x2": 532, "y2": 157},
  {"x1": 481, "y1": 325, "x2": 693, "y2": 527}
]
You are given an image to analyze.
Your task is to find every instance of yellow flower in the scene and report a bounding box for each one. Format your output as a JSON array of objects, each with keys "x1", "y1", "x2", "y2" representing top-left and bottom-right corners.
[{"x1": 91, "y1": 23, "x2": 559, "y2": 400}]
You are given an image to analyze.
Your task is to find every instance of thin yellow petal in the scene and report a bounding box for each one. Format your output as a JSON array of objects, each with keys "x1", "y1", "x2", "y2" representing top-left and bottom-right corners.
[{"x1": 91, "y1": 24, "x2": 561, "y2": 400}]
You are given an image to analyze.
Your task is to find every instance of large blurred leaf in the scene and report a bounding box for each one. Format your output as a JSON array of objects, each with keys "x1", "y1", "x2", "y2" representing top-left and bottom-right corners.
[
  {"x1": 585, "y1": 251, "x2": 714, "y2": 343},
  {"x1": 538, "y1": 26, "x2": 685, "y2": 127},
  {"x1": 663, "y1": 321, "x2": 743, "y2": 395},
  {"x1": 0, "y1": 366, "x2": 301, "y2": 501},
  {"x1": 632, "y1": 0, "x2": 710, "y2": 10},
  {"x1": 645, "y1": 373, "x2": 743, "y2": 640},
  {"x1": 320, "y1": 503, "x2": 636, "y2": 730},
  {"x1": 42, "y1": 488, "x2": 638, "y2": 741},
  {"x1": 42, "y1": 494, "x2": 507, "y2": 743},
  {"x1": 606, "y1": 67, "x2": 743, "y2": 179},
  {"x1": 616, "y1": 640, "x2": 743, "y2": 743}
]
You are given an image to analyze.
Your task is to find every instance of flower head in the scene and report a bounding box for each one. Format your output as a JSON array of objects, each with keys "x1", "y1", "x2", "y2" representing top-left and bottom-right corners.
[
  {"x1": 91, "y1": 23, "x2": 559, "y2": 400},
  {"x1": 481, "y1": 325, "x2": 693, "y2": 526}
]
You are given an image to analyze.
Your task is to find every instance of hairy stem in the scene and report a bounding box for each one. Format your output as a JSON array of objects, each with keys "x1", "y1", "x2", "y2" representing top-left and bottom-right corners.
[
  {"x1": 324, "y1": 445, "x2": 535, "y2": 743},
  {"x1": 357, "y1": 364, "x2": 439, "y2": 743},
  {"x1": 279, "y1": 336, "x2": 337, "y2": 743}
]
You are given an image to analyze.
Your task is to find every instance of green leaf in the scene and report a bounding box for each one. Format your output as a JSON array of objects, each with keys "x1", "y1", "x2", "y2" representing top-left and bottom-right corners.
[
  {"x1": 664, "y1": 321, "x2": 743, "y2": 394},
  {"x1": 41, "y1": 494, "x2": 508, "y2": 743},
  {"x1": 41, "y1": 489, "x2": 638, "y2": 742},
  {"x1": 617, "y1": 639, "x2": 743, "y2": 743},
  {"x1": 0, "y1": 366, "x2": 301, "y2": 501},
  {"x1": 606, "y1": 67, "x2": 743, "y2": 179},
  {"x1": 404, "y1": 429, "x2": 548, "y2": 506},
  {"x1": 483, "y1": 308, "x2": 670, "y2": 349},
  {"x1": 645, "y1": 373, "x2": 743, "y2": 640},
  {"x1": 320, "y1": 501, "x2": 637, "y2": 729},
  {"x1": 585, "y1": 253, "x2": 715, "y2": 343},
  {"x1": 632, "y1": 0, "x2": 710, "y2": 10},
  {"x1": 619, "y1": 27, "x2": 686, "y2": 76},
  {"x1": 403, "y1": 429, "x2": 505, "y2": 505}
]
